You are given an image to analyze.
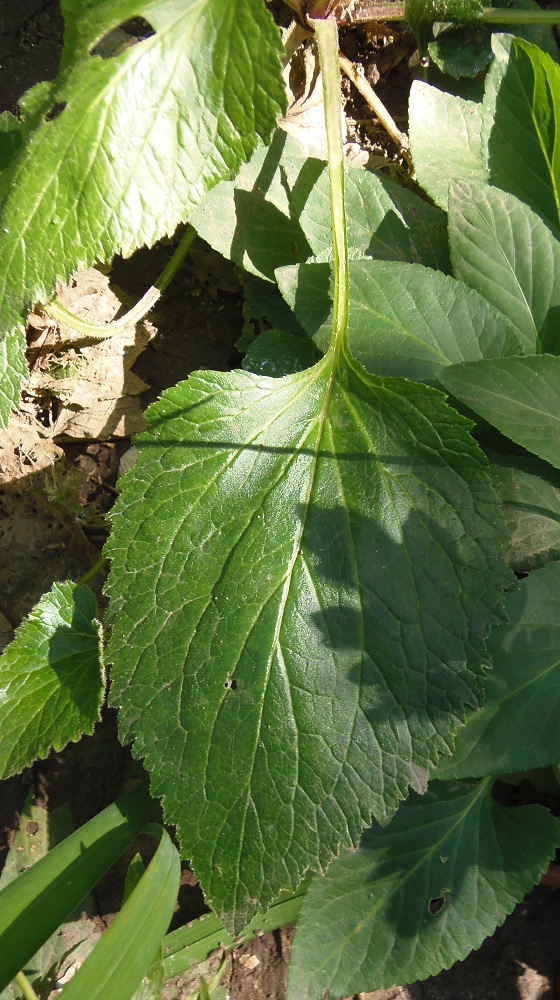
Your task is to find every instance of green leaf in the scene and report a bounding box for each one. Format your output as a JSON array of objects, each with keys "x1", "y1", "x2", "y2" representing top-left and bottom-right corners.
[
  {"x1": 409, "y1": 83, "x2": 485, "y2": 209},
  {"x1": 59, "y1": 827, "x2": 180, "y2": 1000},
  {"x1": 106, "y1": 353, "x2": 510, "y2": 933},
  {"x1": 439, "y1": 355, "x2": 560, "y2": 468},
  {"x1": 435, "y1": 562, "x2": 560, "y2": 779},
  {"x1": 277, "y1": 260, "x2": 520, "y2": 383},
  {"x1": 428, "y1": 27, "x2": 493, "y2": 80},
  {"x1": 0, "y1": 794, "x2": 97, "y2": 1000},
  {"x1": 449, "y1": 181, "x2": 560, "y2": 354},
  {"x1": 243, "y1": 330, "x2": 320, "y2": 377},
  {"x1": 488, "y1": 453, "x2": 560, "y2": 572},
  {"x1": 0, "y1": 582, "x2": 104, "y2": 780},
  {"x1": 482, "y1": 34, "x2": 560, "y2": 230},
  {"x1": 0, "y1": 782, "x2": 155, "y2": 993},
  {"x1": 192, "y1": 130, "x2": 450, "y2": 281},
  {"x1": 0, "y1": 0, "x2": 285, "y2": 425},
  {"x1": 287, "y1": 779, "x2": 559, "y2": 999},
  {"x1": 406, "y1": 0, "x2": 483, "y2": 55}
]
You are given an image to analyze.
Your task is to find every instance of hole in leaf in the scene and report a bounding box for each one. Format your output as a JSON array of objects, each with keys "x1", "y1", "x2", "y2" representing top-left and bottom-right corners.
[
  {"x1": 224, "y1": 679, "x2": 238, "y2": 691},
  {"x1": 90, "y1": 17, "x2": 155, "y2": 59},
  {"x1": 428, "y1": 895, "x2": 446, "y2": 916},
  {"x1": 45, "y1": 102, "x2": 67, "y2": 122}
]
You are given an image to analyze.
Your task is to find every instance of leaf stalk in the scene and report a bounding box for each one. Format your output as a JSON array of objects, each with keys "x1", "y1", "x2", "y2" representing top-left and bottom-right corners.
[{"x1": 310, "y1": 16, "x2": 349, "y2": 355}]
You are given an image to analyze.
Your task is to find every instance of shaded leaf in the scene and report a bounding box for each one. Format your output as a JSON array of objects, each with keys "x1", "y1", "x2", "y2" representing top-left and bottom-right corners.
[
  {"x1": 482, "y1": 34, "x2": 560, "y2": 230},
  {"x1": 287, "y1": 779, "x2": 558, "y2": 999},
  {"x1": 192, "y1": 130, "x2": 450, "y2": 281},
  {"x1": 106, "y1": 353, "x2": 510, "y2": 932},
  {"x1": 440, "y1": 355, "x2": 560, "y2": 468},
  {"x1": 435, "y1": 562, "x2": 560, "y2": 779},
  {"x1": 243, "y1": 330, "x2": 320, "y2": 376},
  {"x1": 0, "y1": 582, "x2": 104, "y2": 779},
  {"x1": 428, "y1": 26, "x2": 492, "y2": 79},
  {"x1": 409, "y1": 83, "x2": 485, "y2": 209},
  {"x1": 0, "y1": 0, "x2": 285, "y2": 424},
  {"x1": 488, "y1": 453, "x2": 560, "y2": 572},
  {"x1": 449, "y1": 180, "x2": 560, "y2": 353},
  {"x1": 277, "y1": 260, "x2": 520, "y2": 383}
]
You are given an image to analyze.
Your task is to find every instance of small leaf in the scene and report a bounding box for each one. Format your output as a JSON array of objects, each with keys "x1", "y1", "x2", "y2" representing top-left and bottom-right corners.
[
  {"x1": 287, "y1": 779, "x2": 559, "y2": 999},
  {"x1": 192, "y1": 130, "x2": 450, "y2": 281},
  {"x1": 440, "y1": 355, "x2": 560, "y2": 468},
  {"x1": 0, "y1": 582, "x2": 104, "y2": 779},
  {"x1": 435, "y1": 562, "x2": 560, "y2": 779},
  {"x1": 277, "y1": 260, "x2": 520, "y2": 383},
  {"x1": 483, "y1": 35, "x2": 560, "y2": 230},
  {"x1": 409, "y1": 83, "x2": 485, "y2": 209},
  {"x1": 488, "y1": 453, "x2": 560, "y2": 572},
  {"x1": 428, "y1": 26, "x2": 492, "y2": 80},
  {"x1": 0, "y1": 0, "x2": 286, "y2": 424},
  {"x1": 449, "y1": 181, "x2": 560, "y2": 354},
  {"x1": 106, "y1": 355, "x2": 510, "y2": 932}
]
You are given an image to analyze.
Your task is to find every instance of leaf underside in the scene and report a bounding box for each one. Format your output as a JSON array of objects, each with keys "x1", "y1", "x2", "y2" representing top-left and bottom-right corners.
[{"x1": 106, "y1": 353, "x2": 510, "y2": 932}]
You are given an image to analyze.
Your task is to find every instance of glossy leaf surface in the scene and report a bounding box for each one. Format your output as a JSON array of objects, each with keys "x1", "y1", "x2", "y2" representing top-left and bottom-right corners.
[
  {"x1": 483, "y1": 35, "x2": 560, "y2": 230},
  {"x1": 0, "y1": 582, "x2": 104, "y2": 779},
  {"x1": 106, "y1": 351, "x2": 510, "y2": 932},
  {"x1": 287, "y1": 779, "x2": 558, "y2": 999}
]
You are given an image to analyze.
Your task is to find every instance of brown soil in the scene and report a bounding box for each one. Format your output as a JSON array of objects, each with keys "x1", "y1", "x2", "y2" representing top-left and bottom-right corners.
[{"x1": 1, "y1": 2, "x2": 560, "y2": 999}]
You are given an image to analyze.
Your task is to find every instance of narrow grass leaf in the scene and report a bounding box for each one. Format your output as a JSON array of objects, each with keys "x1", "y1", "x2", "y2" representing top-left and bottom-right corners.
[
  {"x1": 0, "y1": 582, "x2": 104, "y2": 779},
  {"x1": 435, "y1": 562, "x2": 560, "y2": 778},
  {"x1": 287, "y1": 780, "x2": 559, "y2": 999},
  {"x1": 449, "y1": 181, "x2": 560, "y2": 353},
  {"x1": 440, "y1": 355, "x2": 560, "y2": 468}
]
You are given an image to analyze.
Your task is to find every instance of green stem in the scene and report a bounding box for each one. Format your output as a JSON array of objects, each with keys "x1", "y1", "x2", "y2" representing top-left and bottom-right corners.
[
  {"x1": 14, "y1": 973, "x2": 39, "y2": 1000},
  {"x1": 44, "y1": 225, "x2": 197, "y2": 340},
  {"x1": 335, "y1": 0, "x2": 559, "y2": 21},
  {"x1": 310, "y1": 15, "x2": 349, "y2": 356},
  {"x1": 77, "y1": 557, "x2": 108, "y2": 587}
]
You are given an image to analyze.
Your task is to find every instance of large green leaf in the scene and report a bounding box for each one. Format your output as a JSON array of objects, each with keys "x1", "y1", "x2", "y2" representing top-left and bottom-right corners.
[
  {"x1": 277, "y1": 260, "x2": 520, "y2": 383},
  {"x1": 192, "y1": 130, "x2": 450, "y2": 281},
  {"x1": 482, "y1": 34, "x2": 560, "y2": 230},
  {"x1": 449, "y1": 181, "x2": 560, "y2": 353},
  {"x1": 287, "y1": 779, "x2": 559, "y2": 1000},
  {"x1": 488, "y1": 452, "x2": 560, "y2": 572},
  {"x1": 106, "y1": 350, "x2": 510, "y2": 932},
  {"x1": 409, "y1": 83, "x2": 485, "y2": 210},
  {"x1": 0, "y1": 582, "x2": 104, "y2": 779},
  {"x1": 0, "y1": 0, "x2": 285, "y2": 425},
  {"x1": 435, "y1": 562, "x2": 560, "y2": 779},
  {"x1": 440, "y1": 355, "x2": 560, "y2": 468}
]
